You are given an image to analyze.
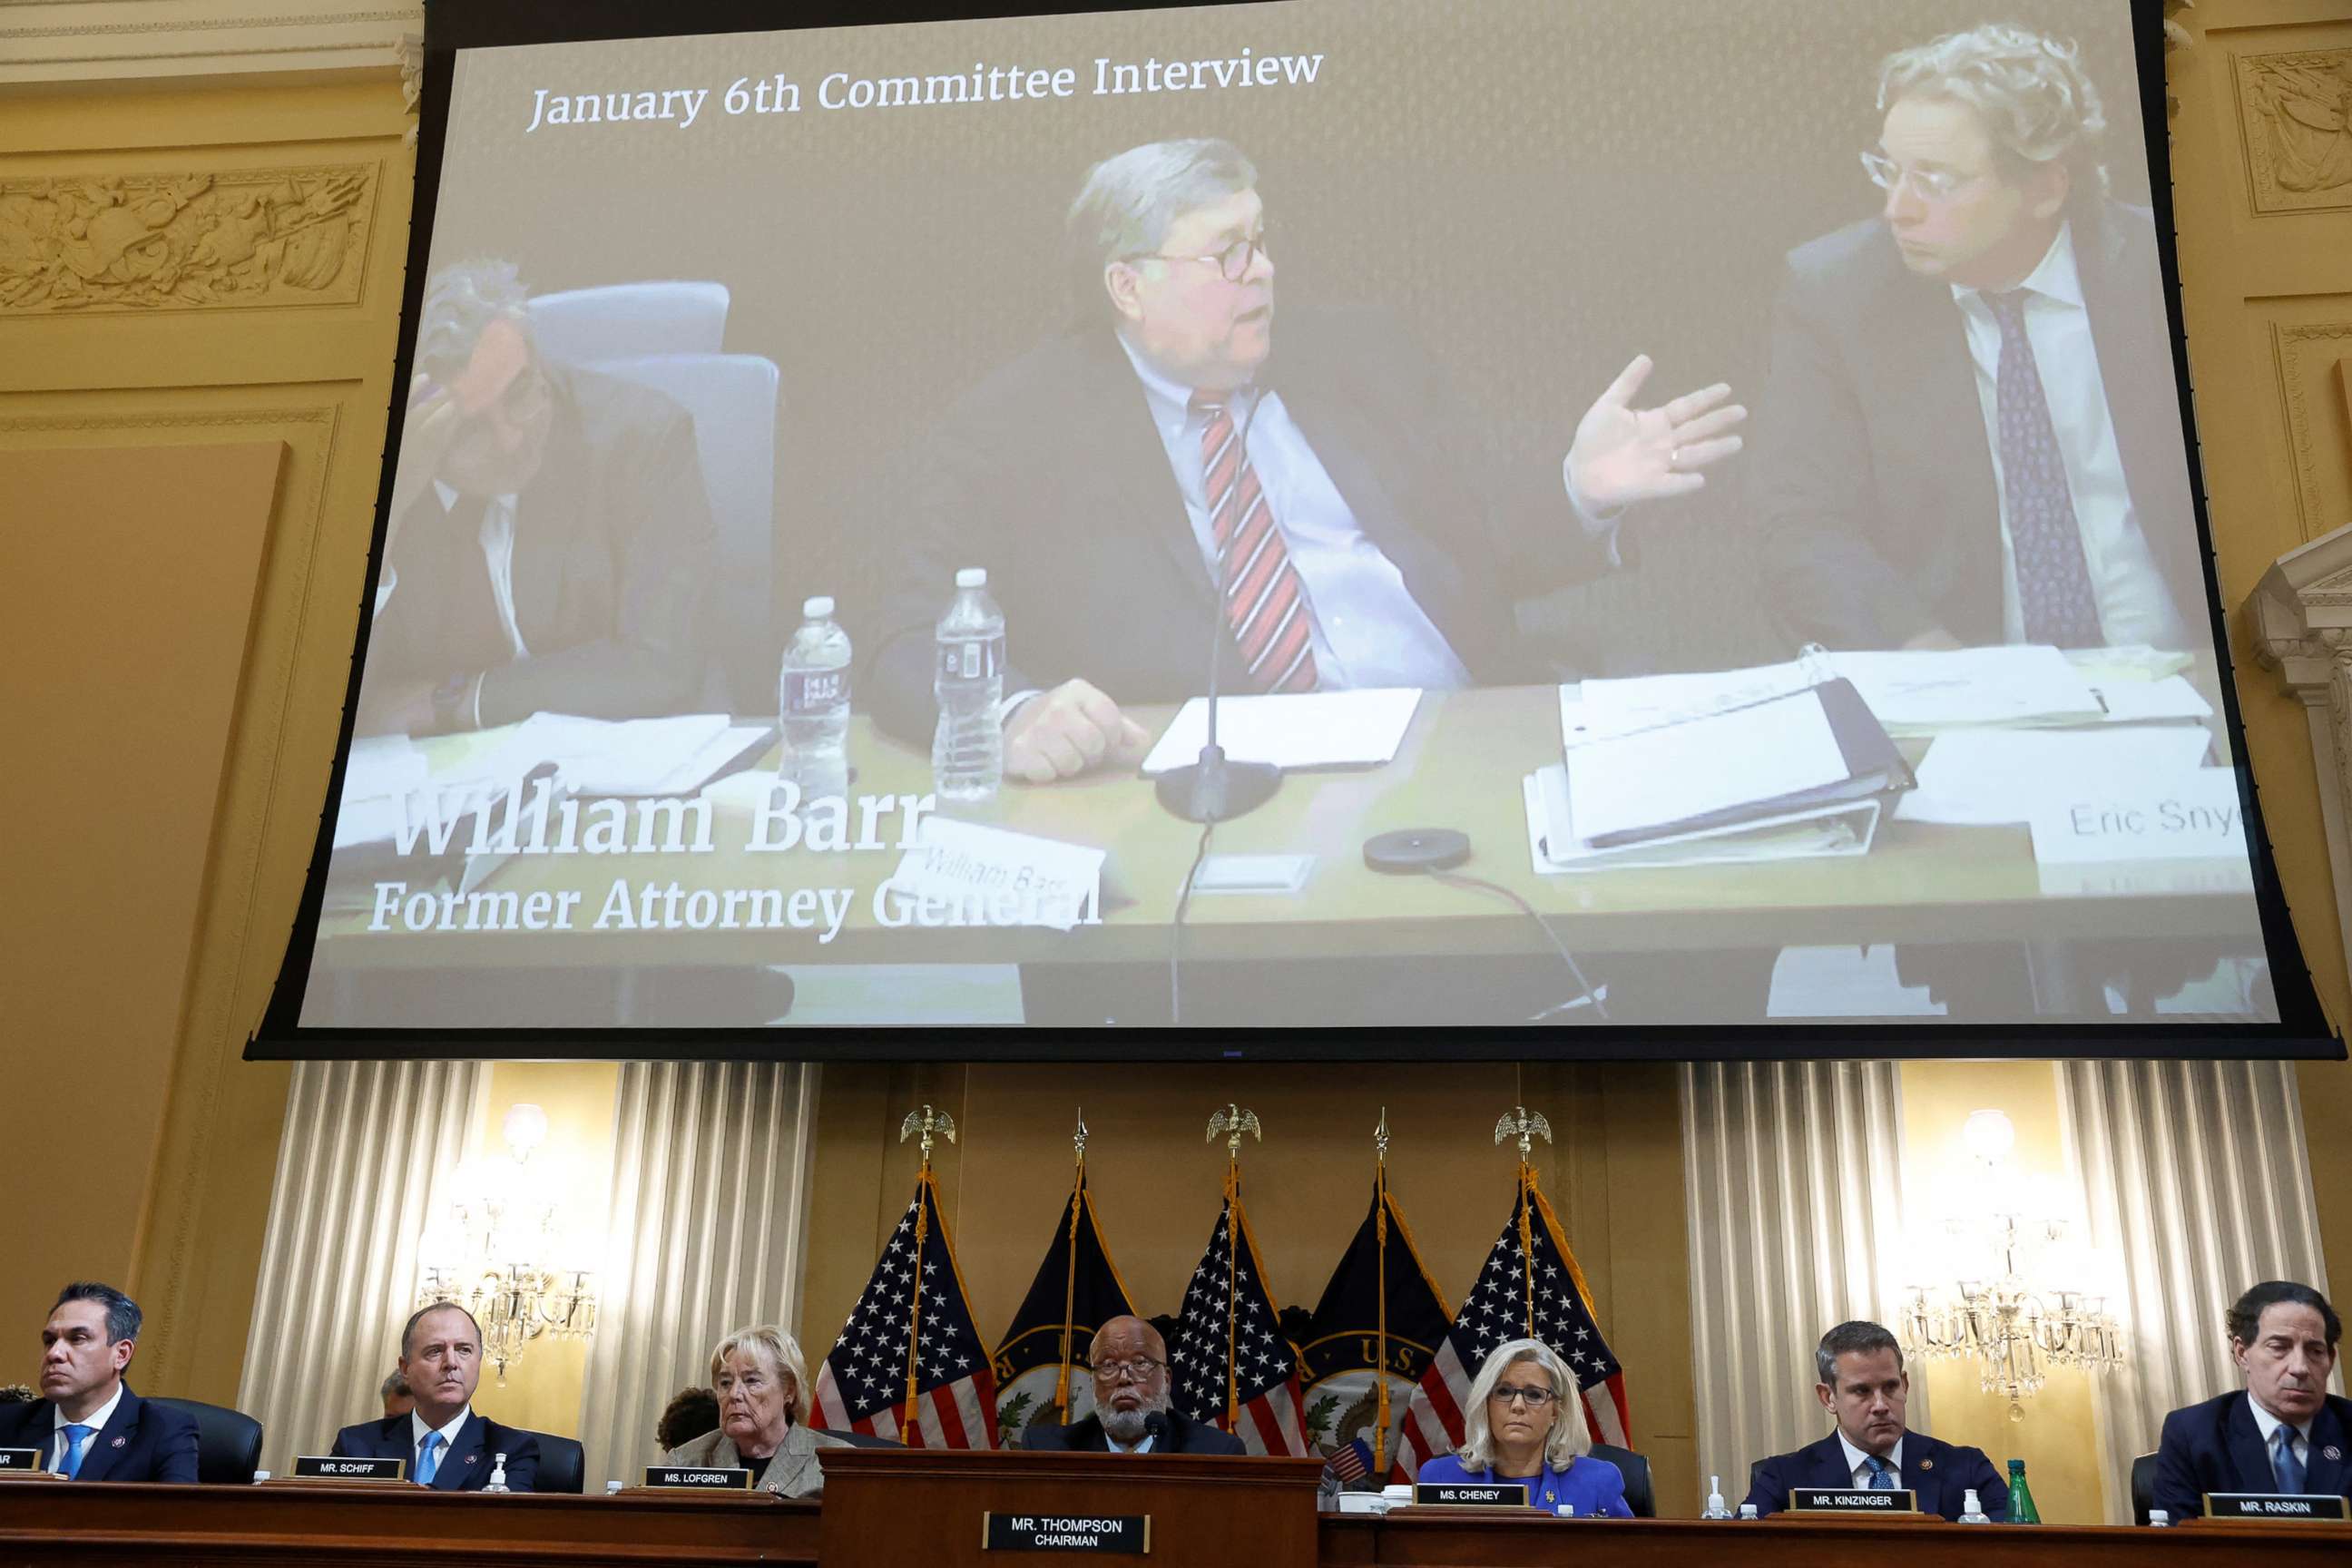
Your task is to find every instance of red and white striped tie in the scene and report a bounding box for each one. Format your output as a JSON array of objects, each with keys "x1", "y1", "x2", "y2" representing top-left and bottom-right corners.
[{"x1": 1193, "y1": 390, "x2": 1319, "y2": 694}]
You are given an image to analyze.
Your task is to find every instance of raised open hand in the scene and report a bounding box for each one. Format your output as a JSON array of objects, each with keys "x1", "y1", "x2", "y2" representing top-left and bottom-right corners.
[{"x1": 1565, "y1": 354, "x2": 1747, "y2": 514}]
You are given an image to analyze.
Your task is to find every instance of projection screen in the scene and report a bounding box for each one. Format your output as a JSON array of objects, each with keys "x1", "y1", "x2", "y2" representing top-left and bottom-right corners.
[{"x1": 254, "y1": 0, "x2": 2337, "y2": 1056}]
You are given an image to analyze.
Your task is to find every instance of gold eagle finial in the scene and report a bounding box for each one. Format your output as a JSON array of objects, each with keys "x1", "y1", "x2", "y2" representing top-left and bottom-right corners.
[
  {"x1": 1206, "y1": 1103, "x2": 1261, "y2": 1155},
  {"x1": 898, "y1": 1103, "x2": 957, "y2": 1166},
  {"x1": 1494, "y1": 1105, "x2": 1553, "y2": 1160}
]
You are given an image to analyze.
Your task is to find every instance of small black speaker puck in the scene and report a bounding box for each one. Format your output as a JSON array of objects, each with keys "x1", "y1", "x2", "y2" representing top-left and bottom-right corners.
[{"x1": 1363, "y1": 828, "x2": 1472, "y2": 874}]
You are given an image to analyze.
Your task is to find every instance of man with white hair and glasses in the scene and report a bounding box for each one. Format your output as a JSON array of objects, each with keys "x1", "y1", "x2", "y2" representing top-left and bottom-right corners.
[{"x1": 1752, "y1": 23, "x2": 2200, "y2": 657}]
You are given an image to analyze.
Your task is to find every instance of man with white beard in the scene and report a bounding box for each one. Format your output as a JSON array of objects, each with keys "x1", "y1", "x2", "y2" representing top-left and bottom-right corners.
[{"x1": 1020, "y1": 1316, "x2": 1246, "y2": 1455}]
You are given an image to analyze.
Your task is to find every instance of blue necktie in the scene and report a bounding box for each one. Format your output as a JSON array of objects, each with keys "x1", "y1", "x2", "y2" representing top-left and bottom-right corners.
[
  {"x1": 2273, "y1": 1426, "x2": 2306, "y2": 1494},
  {"x1": 60, "y1": 1424, "x2": 93, "y2": 1480},
  {"x1": 1986, "y1": 289, "x2": 2102, "y2": 648},
  {"x1": 416, "y1": 1431, "x2": 444, "y2": 1487},
  {"x1": 1864, "y1": 1454, "x2": 1896, "y2": 1491}
]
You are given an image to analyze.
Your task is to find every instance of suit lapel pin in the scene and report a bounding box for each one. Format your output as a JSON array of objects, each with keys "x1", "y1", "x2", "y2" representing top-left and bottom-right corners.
[
  {"x1": 2325, "y1": 1446, "x2": 2343, "y2": 1463},
  {"x1": 466, "y1": 1453, "x2": 479, "y2": 1465},
  {"x1": 1919, "y1": 1457, "x2": 1932, "y2": 1471},
  {"x1": 111, "y1": 1436, "x2": 127, "y2": 1448}
]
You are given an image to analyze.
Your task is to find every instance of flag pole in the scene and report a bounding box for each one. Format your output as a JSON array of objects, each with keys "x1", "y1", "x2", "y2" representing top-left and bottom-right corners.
[
  {"x1": 897, "y1": 1103, "x2": 957, "y2": 1441},
  {"x1": 1207, "y1": 1103, "x2": 1260, "y2": 1435},
  {"x1": 1373, "y1": 1108, "x2": 1392, "y2": 1474},
  {"x1": 1494, "y1": 1104, "x2": 1552, "y2": 1339},
  {"x1": 1055, "y1": 1110, "x2": 1088, "y2": 1422}
]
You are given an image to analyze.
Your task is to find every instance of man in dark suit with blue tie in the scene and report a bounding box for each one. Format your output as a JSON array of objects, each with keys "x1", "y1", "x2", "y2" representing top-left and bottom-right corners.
[
  {"x1": 2153, "y1": 1280, "x2": 2348, "y2": 1519},
  {"x1": 0, "y1": 1283, "x2": 199, "y2": 1483},
  {"x1": 1745, "y1": 1320, "x2": 2006, "y2": 1521},
  {"x1": 331, "y1": 1303, "x2": 539, "y2": 1491}
]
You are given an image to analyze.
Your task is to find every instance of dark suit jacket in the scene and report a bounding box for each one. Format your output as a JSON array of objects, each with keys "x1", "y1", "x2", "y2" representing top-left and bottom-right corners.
[
  {"x1": 0, "y1": 1385, "x2": 200, "y2": 1484},
  {"x1": 2152, "y1": 1389, "x2": 2352, "y2": 1519},
  {"x1": 1022, "y1": 1409, "x2": 1247, "y2": 1456},
  {"x1": 330, "y1": 1410, "x2": 542, "y2": 1492},
  {"x1": 1744, "y1": 1428, "x2": 2007, "y2": 1522},
  {"x1": 867, "y1": 310, "x2": 1611, "y2": 744},
  {"x1": 368, "y1": 364, "x2": 714, "y2": 726},
  {"x1": 1752, "y1": 200, "x2": 2201, "y2": 649}
]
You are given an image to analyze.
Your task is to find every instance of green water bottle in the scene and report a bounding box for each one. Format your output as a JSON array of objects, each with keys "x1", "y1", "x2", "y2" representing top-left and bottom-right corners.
[{"x1": 2005, "y1": 1458, "x2": 2041, "y2": 1524}]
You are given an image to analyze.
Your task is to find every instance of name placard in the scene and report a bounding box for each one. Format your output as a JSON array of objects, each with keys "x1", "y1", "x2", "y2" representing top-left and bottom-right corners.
[
  {"x1": 982, "y1": 1512, "x2": 1150, "y2": 1553},
  {"x1": 292, "y1": 1455, "x2": 407, "y2": 1482},
  {"x1": 642, "y1": 1465, "x2": 754, "y2": 1490},
  {"x1": 2205, "y1": 1493, "x2": 2350, "y2": 1522},
  {"x1": 1789, "y1": 1487, "x2": 1919, "y2": 1514},
  {"x1": 0, "y1": 1448, "x2": 54, "y2": 1477},
  {"x1": 1412, "y1": 1483, "x2": 1530, "y2": 1507},
  {"x1": 2028, "y1": 770, "x2": 2248, "y2": 866}
]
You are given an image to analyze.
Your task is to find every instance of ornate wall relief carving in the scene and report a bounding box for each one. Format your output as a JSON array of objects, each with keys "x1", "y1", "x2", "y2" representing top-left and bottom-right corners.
[
  {"x1": 0, "y1": 163, "x2": 377, "y2": 312},
  {"x1": 2274, "y1": 321, "x2": 2352, "y2": 540},
  {"x1": 2237, "y1": 48, "x2": 2352, "y2": 214}
]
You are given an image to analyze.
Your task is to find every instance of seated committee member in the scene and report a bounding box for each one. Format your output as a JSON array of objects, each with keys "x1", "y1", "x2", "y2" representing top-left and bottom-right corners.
[
  {"x1": 381, "y1": 1370, "x2": 414, "y2": 1421},
  {"x1": 332, "y1": 1303, "x2": 540, "y2": 1490},
  {"x1": 2152, "y1": 1280, "x2": 2348, "y2": 1518},
  {"x1": 1746, "y1": 1320, "x2": 2005, "y2": 1521},
  {"x1": 1417, "y1": 1338, "x2": 1632, "y2": 1516},
  {"x1": 867, "y1": 136, "x2": 1744, "y2": 779},
  {"x1": 1022, "y1": 1315, "x2": 1244, "y2": 1455},
  {"x1": 0, "y1": 1283, "x2": 198, "y2": 1484},
  {"x1": 662, "y1": 1327, "x2": 847, "y2": 1498},
  {"x1": 356, "y1": 259, "x2": 715, "y2": 737},
  {"x1": 1752, "y1": 24, "x2": 2200, "y2": 653}
]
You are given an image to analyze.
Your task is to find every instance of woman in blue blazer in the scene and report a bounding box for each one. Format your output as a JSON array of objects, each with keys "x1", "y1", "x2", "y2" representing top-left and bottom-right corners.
[{"x1": 1416, "y1": 1338, "x2": 1632, "y2": 1517}]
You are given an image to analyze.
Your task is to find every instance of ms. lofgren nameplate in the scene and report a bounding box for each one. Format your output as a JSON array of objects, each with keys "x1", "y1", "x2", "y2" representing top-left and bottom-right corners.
[{"x1": 983, "y1": 1512, "x2": 1150, "y2": 1553}]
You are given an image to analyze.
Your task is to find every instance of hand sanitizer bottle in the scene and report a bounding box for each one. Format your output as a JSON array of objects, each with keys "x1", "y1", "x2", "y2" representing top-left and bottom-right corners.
[
  {"x1": 485, "y1": 1452, "x2": 510, "y2": 1494},
  {"x1": 1700, "y1": 1475, "x2": 1733, "y2": 1519},
  {"x1": 1957, "y1": 1487, "x2": 1991, "y2": 1524}
]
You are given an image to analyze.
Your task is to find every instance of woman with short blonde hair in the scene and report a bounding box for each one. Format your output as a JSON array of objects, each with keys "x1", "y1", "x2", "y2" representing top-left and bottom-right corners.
[
  {"x1": 661, "y1": 1325, "x2": 848, "y2": 1497},
  {"x1": 1416, "y1": 1338, "x2": 1630, "y2": 1516}
]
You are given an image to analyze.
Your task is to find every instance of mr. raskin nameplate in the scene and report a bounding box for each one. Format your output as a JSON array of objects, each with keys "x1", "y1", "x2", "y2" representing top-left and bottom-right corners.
[
  {"x1": 1789, "y1": 1487, "x2": 1919, "y2": 1514},
  {"x1": 642, "y1": 1465, "x2": 754, "y2": 1490},
  {"x1": 2206, "y1": 1493, "x2": 2350, "y2": 1522},
  {"x1": 983, "y1": 1513, "x2": 1150, "y2": 1553},
  {"x1": 0, "y1": 1448, "x2": 51, "y2": 1475},
  {"x1": 292, "y1": 1455, "x2": 407, "y2": 1482},
  {"x1": 1413, "y1": 1483, "x2": 1531, "y2": 1506}
]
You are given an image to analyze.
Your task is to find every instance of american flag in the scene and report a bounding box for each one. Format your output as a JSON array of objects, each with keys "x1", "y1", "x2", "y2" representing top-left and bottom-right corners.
[
  {"x1": 1390, "y1": 1173, "x2": 1631, "y2": 1480},
  {"x1": 1169, "y1": 1185, "x2": 1309, "y2": 1455},
  {"x1": 809, "y1": 1172, "x2": 1000, "y2": 1447}
]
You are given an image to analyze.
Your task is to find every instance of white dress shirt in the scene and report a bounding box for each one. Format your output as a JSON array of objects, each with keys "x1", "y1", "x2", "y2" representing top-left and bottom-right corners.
[
  {"x1": 1835, "y1": 1430, "x2": 1904, "y2": 1488},
  {"x1": 1104, "y1": 1429, "x2": 1157, "y2": 1455},
  {"x1": 2247, "y1": 1392, "x2": 2313, "y2": 1481},
  {"x1": 1949, "y1": 222, "x2": 2186, "y2": 652},
  {"x1": 49, "y1": 1384, "x2": 123, "y2": 1472},
  {"x1": 410, "y1": 1405, "x2": 473, "y2": 1483},
  {"x1": 372, "y1": 485, "x2": 531, "y2": 662}
]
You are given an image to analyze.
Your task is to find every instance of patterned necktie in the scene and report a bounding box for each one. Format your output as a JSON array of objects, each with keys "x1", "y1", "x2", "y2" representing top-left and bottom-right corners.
[
  {"x1": 1864, "y1": 1454, "x2": 1896, "y2": 1491},
  {"x1": 1986, "y1": 289, "x2": 2102, "y2": 647},
  {"x1": 1191, "y1": 391, "x2": 1319, "y2": 694},
  {"x1": 416, "y1": 1430, "x2": 445, "y2": 1487},
  {"x1": 61, "y1": 1423, "x2": 93, "y2": 1480},
  {"x1": 2273, "y1": 1426, "x2": 2306, "y2": 1494}
]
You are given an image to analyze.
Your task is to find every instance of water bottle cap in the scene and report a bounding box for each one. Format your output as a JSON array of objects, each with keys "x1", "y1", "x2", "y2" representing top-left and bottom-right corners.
[
  {"x1": 2008, "y1": 1458, "x2": 2025, "y2": 1474},
  {"x1": 955, "y1": 567, "x2": 987, "y2": 588},
  {"x1": 1738, "y1": 1504, "x2": 1759, "y2": 1518},
  {"x1": 803, "y1": 595, "x2": 835, "y2": 617},
  {"x1": 2149, "y1": 1510, "x2": 2170, "y2": 1524}
]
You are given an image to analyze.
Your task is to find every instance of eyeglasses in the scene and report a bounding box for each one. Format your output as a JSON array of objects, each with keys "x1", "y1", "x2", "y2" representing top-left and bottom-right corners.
[
  {"x1": 1092, "y1": 1357, "x2": 1166, "y2": 1385},
  {"x1": 1122, "y1": 230, "x2": 1269, "y2": 283},
  {"x1": 1860, "y1": 150, "x2": 1986, "y2": 204},
  {"x1": 1489, "y1": 1384, "x2": 1557, "y2": 1408}
]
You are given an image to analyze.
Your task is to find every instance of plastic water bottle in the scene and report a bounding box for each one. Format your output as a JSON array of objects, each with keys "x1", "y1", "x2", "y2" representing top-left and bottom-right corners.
[
  {"x1": 2148, "y1": 1510, "x2": 2171, "y2": 1528},
  {"x1": 932, "y1": 567, "x2": 1004, "y2": 803},
  {"x1": 779, "y1": 595, "x2": 852, "y2": 801},
  {"x1": 2005, "y1": 1458, "x2": 2041, "y2": 1524},
  {"x1": 1957, "y1": 1487, "x2": 1992, "y2": 1524},
  {"x1": 1700, "y1": 1475, "x2": 1732, "y2": 1520}
]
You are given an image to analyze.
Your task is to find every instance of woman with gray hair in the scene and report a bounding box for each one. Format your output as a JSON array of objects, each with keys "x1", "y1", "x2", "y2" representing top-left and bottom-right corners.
[
  {"x1": 662, "y1": 1326, "x2": 848, "y2": 1498},
  {"x1": 1414, "y1": 1338, "x2": 1631, "y2": 1516}
]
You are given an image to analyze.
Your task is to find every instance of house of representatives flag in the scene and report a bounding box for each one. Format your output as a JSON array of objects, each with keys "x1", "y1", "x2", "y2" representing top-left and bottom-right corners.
[
  {"x1": 1169, "y1": 1180, "x2": 1309, "y2": 1455},
  {"x1": 989, "y1": 1171, "x2": 1137, "y2": 1444},
  {"x1": 1389, "y1": 1171, "x2": 1631, "y2": 1481},
  {"x1": 809, "y1": 1171, "x2": 1000, "y2": 1447},
  {"x1": 1297, "y1": 1179, "x2": 1454, "y2": 1474}
]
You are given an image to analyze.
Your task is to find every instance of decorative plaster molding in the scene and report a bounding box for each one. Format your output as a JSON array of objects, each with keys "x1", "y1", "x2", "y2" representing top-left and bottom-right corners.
[
  {"x1": 0, "y1": 162, "x2": 377, "y2": 313},
  {"x1": 0, "y1": 1, "x2": 422, "y2": 84},
  {"x1": 2236, "y1": 47, "x2": 2352, "y2": 215},
  {"x1": 2248, "y1": 520, "x2": 2352, "y2": 995},
  {"x1": 2274, "y1": 321, "x2": 2352, "y2": 539}
]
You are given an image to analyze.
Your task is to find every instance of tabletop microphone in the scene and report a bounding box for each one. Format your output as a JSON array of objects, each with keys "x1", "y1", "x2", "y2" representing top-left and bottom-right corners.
[
  {"x1": 1156, "y1": 378, "x2": 1282, "y2": 823},
  {"x1": 1142, "y1": 1410, "x2": 1173, "y2": 1448}
]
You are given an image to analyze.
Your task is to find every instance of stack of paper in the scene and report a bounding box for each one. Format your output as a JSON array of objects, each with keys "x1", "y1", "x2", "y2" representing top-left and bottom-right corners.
[
  {"x1": 1140, "y1": 689, "x2": 1422, "y2": 774},
  {"x1": 1896, "y1": 727, "x2": 2215, "y2": 826}
]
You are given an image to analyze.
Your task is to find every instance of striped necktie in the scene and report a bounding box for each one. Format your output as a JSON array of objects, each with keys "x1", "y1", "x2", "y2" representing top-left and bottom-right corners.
[
  {"x1": 1986, "y1": 289, "x2": 2102, "y2": 647},
  {"x1": 1192, "y1": 391, "x2": 1319, "y2": 694}
]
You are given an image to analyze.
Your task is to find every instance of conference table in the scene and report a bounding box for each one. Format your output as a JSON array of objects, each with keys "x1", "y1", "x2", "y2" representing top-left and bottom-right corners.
[{"x1": 306, "y1": 678, "x2": 2260, "y2": 1025}]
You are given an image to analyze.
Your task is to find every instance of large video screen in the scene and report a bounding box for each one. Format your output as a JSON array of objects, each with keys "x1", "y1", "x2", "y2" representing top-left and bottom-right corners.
[{"x1": 259, "y1": 0, "x2": 2334, "y2": 1053}]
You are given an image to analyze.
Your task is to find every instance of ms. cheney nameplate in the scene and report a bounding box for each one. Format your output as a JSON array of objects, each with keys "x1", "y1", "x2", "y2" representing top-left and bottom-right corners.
[
  {"x1": 1789, "y1": 1486, "x2": 1919, "y2": 1514},
  {"x1": 2205, "y1": 1493, "x2": 2350, "y2": 1521},
  {"x1": 983, "y1": 1512, "x2": 1150, "y2": 1553},
  {"x1": 642, "y1": 1465, "x2": 753, "y2": 1489},
  {"x1": 291, "y1": 1455, "x2": 406, "y2": 1481},
  {"x1": 1412, "y1": 1482, "x2": 1530, "y2": 1506}
]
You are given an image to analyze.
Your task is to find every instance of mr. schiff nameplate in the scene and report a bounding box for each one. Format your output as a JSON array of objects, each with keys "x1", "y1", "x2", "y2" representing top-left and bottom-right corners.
[
  {"x1": 2205, "y1": 1493, "x2": 2350, "y2": 1522},
  {"x1": 1412, "y1": 1482, "x2": 1531, "y2": 1506},
  {"x1": 1788, "y1": 1486, "x2": 1921, "y2": 1514},
  {"x1": 291, "y1": 1455, "x2": 407, "y2": 1481},
  {"x1": 983, "y1": 1512, "x2": 1150, "y2": 1553},
  {"x1": 642, "y1": 1465, "x2": 754, "y2": 1489}
]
